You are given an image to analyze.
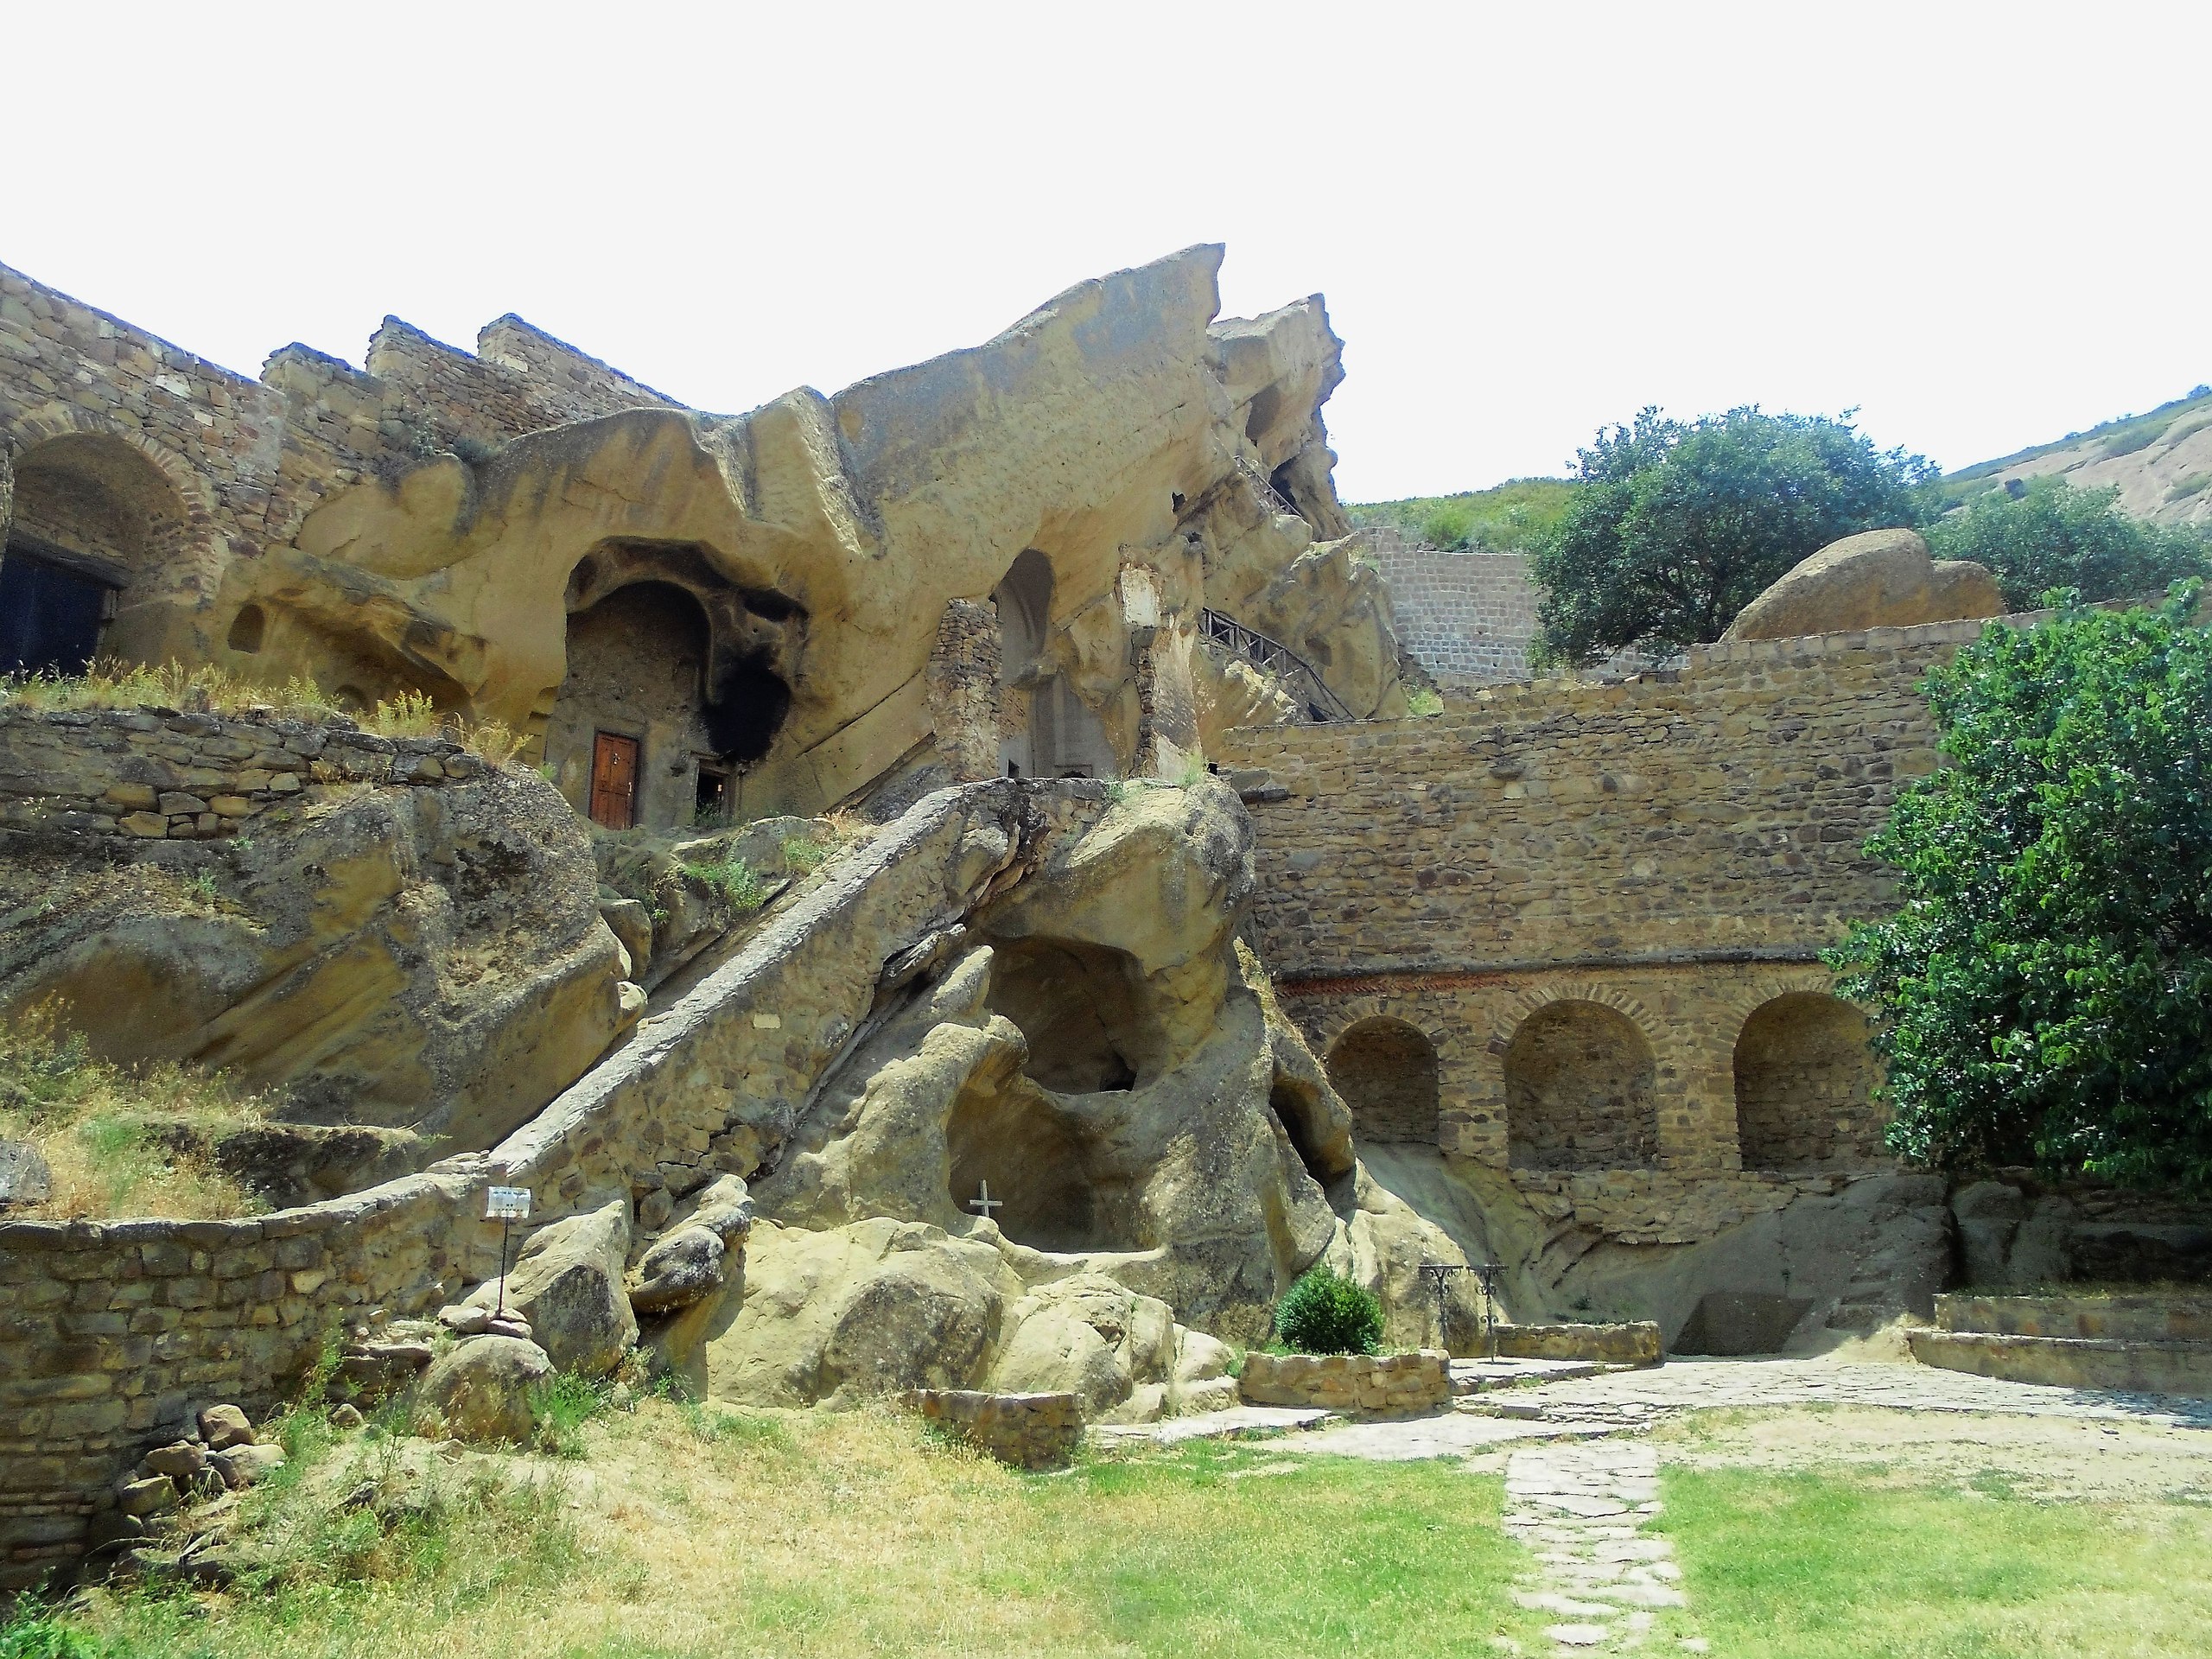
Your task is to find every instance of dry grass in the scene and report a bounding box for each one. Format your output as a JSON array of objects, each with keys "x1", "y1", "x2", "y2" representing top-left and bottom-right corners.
[
  {"x1": 0, "y1": 1006, "x2": 264, "y2": 1220},
  {"x1": 0, "y1": 661, "x2": 525, "y2": 767},
  {"x1": 31, "y1": 1400, "x2": 1560, "y2": 1658}
]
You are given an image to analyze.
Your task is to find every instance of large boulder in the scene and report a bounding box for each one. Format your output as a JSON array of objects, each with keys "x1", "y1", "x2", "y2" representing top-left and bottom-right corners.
[
  {"x1": 706, "y1": 1217, "x2": 1023, "y2": 1407},
  {"x1": 470, "y1": 1200, "x2": 637, "y2": 1376},
  {"x1": 416, "y1": 1335, "x2": 552, "y2": 1444},
  {"x1": 987, "y1": 1274, "x2": 1178, "y2": 1421},
  {"x1": 1723, "y1": 528, "x2": 2005, "y2": 642}
]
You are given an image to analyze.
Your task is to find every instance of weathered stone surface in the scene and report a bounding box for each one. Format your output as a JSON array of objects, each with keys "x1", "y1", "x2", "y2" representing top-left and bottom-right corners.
[
  {"x1": 987, "y1": 1274, "x2": 1175, "y2": 1421},
  {"x1": 415, "y1": 1335, "x2": 552, "y2": 1444},
  {"x1": 0, "y1": 1139, "x2": 53, "y2": 1207},
  {"x1": 197, "y1": 1403, "x2": 254, "y2": 1450},
  {"x1": 628, "y1": 1226, "x2": 726, "y2": 1315},
  {"x1": 470, "y1": 1200, "x2": 636, "y2": 1376},
  {"x1": 1723, "y1": 528, "x2": 2003, "y2": 641},
  {"x1": 900, "y1": 1388, "x2": 1082, "y2": 1468},
  {"x1": 1239, "y1": 1350, "x2": 1452, "y2": 1414},
  {"x1": 0, "y1": 713, "x2": 628, "y2": 1159},
  {"x1": 706, "y1": 1217, "x2": 1022, "y2": 1407},
  {"x1": 208, "y1": 1443, "x2": 286, "y2": 1489}
]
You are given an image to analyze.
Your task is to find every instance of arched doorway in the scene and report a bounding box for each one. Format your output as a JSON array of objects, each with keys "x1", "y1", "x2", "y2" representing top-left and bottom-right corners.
[
  {"x1": 1325, "y1": 1017, "x2": 1440, "y2": 1144},
  {"x1": 993, "y1": 550, "x2": 1115, "y2": 779},
  {"x1": 1504, "y1": 1000, "x2": 1658, "y2": 1170},
  {"x1": 1733, "y1": 992, "x2": 1885, "y2": 1169},
  {"x1": 1, "y1": 433, "x2": 189, "y2": 675},
  {"x1": 546, "y1": 582, "x2": 720, "y2": 830}
]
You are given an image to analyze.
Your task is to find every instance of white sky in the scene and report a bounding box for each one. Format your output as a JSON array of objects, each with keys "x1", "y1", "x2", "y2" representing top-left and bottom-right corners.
[{"x1": 8, "y1": 2, "x2": 2207, "y2": 502}]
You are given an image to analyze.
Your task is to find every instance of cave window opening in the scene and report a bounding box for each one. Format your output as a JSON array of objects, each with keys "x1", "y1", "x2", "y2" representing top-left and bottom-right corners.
[
  {"x1": 984, "y1": 936, "x2": 1147, "y2": 1094},
  {"x1": 1325, "y1": 1017, "x2": 1441, "y2": 1146},
  {"x1": 226, "y1": 603, "x2": 266, "y2": 655},
  {"x1": 1503, "y1": 1000, "x2": 1658, "y2": 1171},
  {"x1": 1733, "y1": 992, "x2": 1885, "y2": 1170},
  {"x1": 1269, "y1": 1078, "x2": 1333, "y2": 1187},
  {"x1": 694, "y1": 761, "x2": 732, "y2": 828},
  {"x1": 0, "y1": 540, "x2": 116, "y2": 677}
]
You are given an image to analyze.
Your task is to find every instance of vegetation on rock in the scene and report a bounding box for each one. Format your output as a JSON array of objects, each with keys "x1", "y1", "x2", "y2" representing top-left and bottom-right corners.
[
  {"x1": 1272, "y1": 1267, "x2": 1385, "y2": 1356},
  {"x1": 0, "y1": 1009, "x2": 264, "y2": 1219},
  {"x1": 1829, "y1": 586, "x2": 2212, "y2": 1192},
  {"x1": 1529, "y1": 407, "x2": 1936, "y2": 665},
  {"x1": 1923, "y1": 478, "x2": 2212, "y2": 609},
  {"x1": 1344, "y1": 477, "x2": 1576, "y2": 552}
]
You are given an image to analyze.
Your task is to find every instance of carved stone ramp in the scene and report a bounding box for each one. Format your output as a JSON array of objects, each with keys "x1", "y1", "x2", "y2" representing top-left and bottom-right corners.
[{"x1": 488, "y1": 778, "x2": 1106, "y2": 1224}]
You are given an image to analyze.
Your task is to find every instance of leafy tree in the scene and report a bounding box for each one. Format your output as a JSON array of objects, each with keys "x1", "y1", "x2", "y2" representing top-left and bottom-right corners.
[
  {"x1": 1273, "y1": 1267, "x2": 1384, "y2": 1355},
  {"x1": 1530, "y1": 407, "x2": 1936, "y2": 664},
  {"x1": 1827, "y1": 585, "x2": 2212, "y2": 1192},
  {"x1": 1925, "y1": 478, "x2": 2211, "y2": 609}
]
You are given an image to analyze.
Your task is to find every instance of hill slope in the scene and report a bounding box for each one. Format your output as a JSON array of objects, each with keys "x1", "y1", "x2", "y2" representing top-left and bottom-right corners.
[{"x1": 1936, "y1": 386, "x2": 2212, "y2": 526}]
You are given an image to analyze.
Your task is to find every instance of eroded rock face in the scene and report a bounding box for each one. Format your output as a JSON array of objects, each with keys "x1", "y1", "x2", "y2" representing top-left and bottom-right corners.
[
  {"x1": 416, "y1": 1336, "x2": 552, "y2": 1444},
  {"x1": 469, "y1": 1201, "x2": 636, "y2": 1376},
  {"x1": 748, "y1": 780, "x2": 1347, "y2": 1344},
  {"x1": 0, "y1": 747, "x2": 626, "y2": 1156},
  {"x1": 1723, "y1": 528, "x2": 2005, "y2": 641}
]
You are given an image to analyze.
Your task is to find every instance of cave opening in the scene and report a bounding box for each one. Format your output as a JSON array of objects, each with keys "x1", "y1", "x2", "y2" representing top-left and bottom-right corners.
[{"x1": 983, "y1": 936, "x2": 1151, "y2": 1093}]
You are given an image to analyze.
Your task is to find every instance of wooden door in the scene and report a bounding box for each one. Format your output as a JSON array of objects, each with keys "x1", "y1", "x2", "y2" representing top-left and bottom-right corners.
[{"x1": 588, "y1": 732, "x2": 639, "y2": 830}]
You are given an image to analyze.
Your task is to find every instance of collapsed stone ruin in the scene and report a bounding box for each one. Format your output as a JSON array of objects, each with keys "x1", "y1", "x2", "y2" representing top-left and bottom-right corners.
[{"x1": 2, "y1": 248, "x2": 2206, "y2": 1583}]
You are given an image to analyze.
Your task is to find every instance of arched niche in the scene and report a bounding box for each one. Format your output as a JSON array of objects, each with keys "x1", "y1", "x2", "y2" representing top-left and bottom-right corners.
[
  {"x1": 1504, "y1": 1000, "x2": 1658, "y2": 1171},
  {"x1": 1, "y1": 432, "x2": 190, "y2": 676},
  {"x1": 982, "y1": 935, "x2": 1151, "y2": 1093},
  {"x1": 1325, "y1": 1016, "x2": 1440, "y2": 1145},
  {"x1": 1733, "y1": 992, "x2": 1886, "y2": 1170},
  {"x1": 992, "y1": 550, "x2": 1115, "y2": 779}
]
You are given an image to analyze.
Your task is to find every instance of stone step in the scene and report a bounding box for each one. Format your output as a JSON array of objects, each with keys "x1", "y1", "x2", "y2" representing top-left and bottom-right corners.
[
  {"x1": 1086, "y1": 1406, "x2": 1335, "y2": 1448},
  {"x1": 1908, "y1": 1328, "x2": 2212, "y2": 1397},
  {"x1": 1450, "y1": 1357, "x2": 1609, "y2": 1395},
  {"x1": 1936, "y1": 1292, "x2": 2212, "y2": 1343}
]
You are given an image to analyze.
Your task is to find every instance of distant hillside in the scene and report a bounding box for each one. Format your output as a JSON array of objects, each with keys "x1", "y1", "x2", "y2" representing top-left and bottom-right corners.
[
  {"x1": 1344, "y1": 478, "x2": 1575, "y2": 552},
  {"x1": 1936, "y1": 385, "x2": 2212, "y2": 526}
]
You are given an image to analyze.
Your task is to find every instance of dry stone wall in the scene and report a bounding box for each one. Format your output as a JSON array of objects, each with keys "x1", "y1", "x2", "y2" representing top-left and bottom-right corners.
[
  {"x1": 1363, "y1": 526, "x2": 1541, "y2": 686},
  {"x1": 1238, "y1": 1349, "x2": 1451, "y2": 1413}
]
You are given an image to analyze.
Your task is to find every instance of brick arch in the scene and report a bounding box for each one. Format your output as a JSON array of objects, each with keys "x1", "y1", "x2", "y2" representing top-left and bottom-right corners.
[
  {"x1": 1325, "y1": 1015, "x2": 1440, "y2": 1145},
  {"x1": 1732, "y1": 988, "x2": 1889, "y2": 1171},
  {"x1": 1488, "y1": 979, "x2": 1664, "y2": 1058},
  {"x1": 1708, "y1": 963, "x2": 1855, "y2": 1033},
  {"x1": 4, "y1": 405, "x2": 218, "y2": 527}
]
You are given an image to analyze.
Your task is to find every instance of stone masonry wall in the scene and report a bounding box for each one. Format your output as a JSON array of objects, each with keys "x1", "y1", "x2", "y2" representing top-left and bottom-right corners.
[
  {"x1": 1216, "y1": 616, "x2": 2005, "y2": 1199},
  {"x1": 1363, "y1": 526, "x2": 1541, "y2": 686},
  {"x1": 0, "y1": 704, "x2": 486, "y2": 844}
]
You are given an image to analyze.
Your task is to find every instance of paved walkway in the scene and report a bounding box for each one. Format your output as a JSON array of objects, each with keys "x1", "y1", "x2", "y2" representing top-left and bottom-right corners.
[{"x1": 1504, "y1": 1440, "x2": 1700, "y2": 1654}]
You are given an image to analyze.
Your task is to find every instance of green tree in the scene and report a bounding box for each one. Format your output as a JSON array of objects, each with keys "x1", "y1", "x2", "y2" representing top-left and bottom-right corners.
[
  {"x1": 1827, "y1": 585, "x2": 2212, "y2": 1192},
  {"x1": 1530, "y1": 407, "x2": 1936, "y2": 665},
  {"x1": 1925, "y1": 478, "x2": 2212, "y2": 609}
]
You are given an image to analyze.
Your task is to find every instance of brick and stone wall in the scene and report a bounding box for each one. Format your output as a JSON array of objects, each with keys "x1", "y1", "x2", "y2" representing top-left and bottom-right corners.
[{"x1": 1216, "y1": 617, "x2": 2003, "y2": 1202}]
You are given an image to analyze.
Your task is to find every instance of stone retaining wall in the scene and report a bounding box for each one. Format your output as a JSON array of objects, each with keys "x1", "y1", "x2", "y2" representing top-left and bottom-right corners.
[
  {"x1": 1238, "y1": 1350, "x2": 1451, "y2": 1414},
  {"x1": 1493, "y1": 1322, "x2": 1663, "y2": 1365},
  {"x1": 0, "y1": 704, "x2": 483, "y2": 842},
  {"x1": 1363, "y1": 527, "x2": 1540, "y2": 685},
  {"x1": 901, "y1": 1389, "x2": 1081, "y2": 1467}
]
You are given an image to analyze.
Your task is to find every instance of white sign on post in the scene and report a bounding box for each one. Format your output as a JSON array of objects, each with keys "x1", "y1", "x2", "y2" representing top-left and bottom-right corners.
[{"x1": 486, "y1": 1185, "x2": 531, "y2": 1221}]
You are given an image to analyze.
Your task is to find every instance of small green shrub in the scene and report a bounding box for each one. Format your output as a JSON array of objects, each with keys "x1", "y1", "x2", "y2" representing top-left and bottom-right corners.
[
  {"x1": 530, "y1": 1371, "x2": 614, "y2": 1459},
  {"x1": 1272, "y1": 1268, "x2": 1383, "y2": 1356},
  {"x1": 779, "y1": 836, "x2": 829, "y2": 876},
  {"x1": 1405, "y1": 688, "x2": 1443, "y2": 717},
  {"x1": 680, "y1": 856, "x2": 766, "y2": 912},
  {"x1": 0, "y1": 1610, "x2": 104, "y2": 1659},
  {"x1": 2166, "y1": 472, "x2": 2212, "y2": 504},
  {"x1": 1419, "y1": 502, "x2": 1477, "y2": 550}
]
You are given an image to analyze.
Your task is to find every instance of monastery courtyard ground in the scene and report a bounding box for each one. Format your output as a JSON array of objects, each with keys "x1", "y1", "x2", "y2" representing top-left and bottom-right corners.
[{"x1": 26, "y1": 1350, "x2": 2212, "y2": 1659}]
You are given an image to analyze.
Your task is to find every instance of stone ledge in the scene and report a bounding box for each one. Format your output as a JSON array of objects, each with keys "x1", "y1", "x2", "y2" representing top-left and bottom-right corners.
[
  {"x1": 1239, "y1": 1350, "x2": 1451, "y2": 1414},
  {"x1": 1908, "y1": 1328, "x2": 2212, "y2": 1398},
  {"x1": 900, "y1": 1389, "x2": 1082, "y2": 1468},
  {"x1": 1492, "y1": 1322, "x2": 1662, "y2": 1366}
]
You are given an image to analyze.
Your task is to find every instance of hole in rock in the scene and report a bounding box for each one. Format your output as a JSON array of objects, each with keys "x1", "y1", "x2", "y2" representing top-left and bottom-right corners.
[
  {"x1": 946, "y1": 1084, "x2": 1146, "y2": 1254},
  {"x1": 226, "y1": 603, "x2": 266, "y2": 654},
  {"x1": 983, "y1": 936, "x2": 1149, "y2": 1093},
  {"x1": 1268, "y1": 1071, "x2": 1350, "y2": 1187}
]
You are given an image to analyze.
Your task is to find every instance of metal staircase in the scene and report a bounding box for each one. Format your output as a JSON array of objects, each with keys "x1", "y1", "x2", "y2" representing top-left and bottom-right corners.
[{"x1": 1199, "y1": 608, "x2": 1355, "y2": 722}]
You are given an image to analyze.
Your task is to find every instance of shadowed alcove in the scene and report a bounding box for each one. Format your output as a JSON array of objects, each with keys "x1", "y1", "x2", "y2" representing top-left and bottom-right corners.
[
  {"x1": 1733, "y1": 992, "x2": 1885, "y2": 1170},
  {"x1": 1325, "y1": 1016, "x2": 1440, "y2": 1145},
  {"x1": 982, "y1": 936, "x2": 1150, "y2": 1093},
  {"x1": 944, "y1": 1078, "x2": 1147, "y2": 1254},
  {"x1": 1504, "y1": 1000, "x2": 1658, "y2": 1170}
]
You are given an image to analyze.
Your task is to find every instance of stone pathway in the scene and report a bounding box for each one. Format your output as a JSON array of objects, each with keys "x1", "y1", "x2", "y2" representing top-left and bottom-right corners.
[
  {"x1": 1459, "y1": 1355, "x2": 2212, "y2": 1433},
  {"x1": 1087, "y1": 1405, "x2": 1332, "y2": 1447},
  {"x1": 1503, "y1": 1439, "x2": 1699, "y2": 1654}
]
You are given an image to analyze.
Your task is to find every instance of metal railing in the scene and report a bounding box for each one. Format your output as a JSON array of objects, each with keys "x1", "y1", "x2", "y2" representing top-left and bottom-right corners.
[{"x1": 1199, "y1": 608, "x2": 1355, "y2": 722}]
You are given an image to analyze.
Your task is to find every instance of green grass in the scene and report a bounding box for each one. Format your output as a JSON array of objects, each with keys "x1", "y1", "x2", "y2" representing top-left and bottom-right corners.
[
  {"x1": 1346, "y1": 477, "x2": 1577, "y2": 552},
  {"x1": 1659, "y1": 1465, "x2": 2212, "y2": 1657},
  {"x1": 676, "y1": 855, "x2": 766, "y2": 912}
]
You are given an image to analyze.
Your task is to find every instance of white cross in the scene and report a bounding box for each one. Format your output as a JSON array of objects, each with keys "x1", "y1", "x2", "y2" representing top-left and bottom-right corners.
[{"x1": 968, "y1": 1180, "x2": 1003, "y2": 1220}]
